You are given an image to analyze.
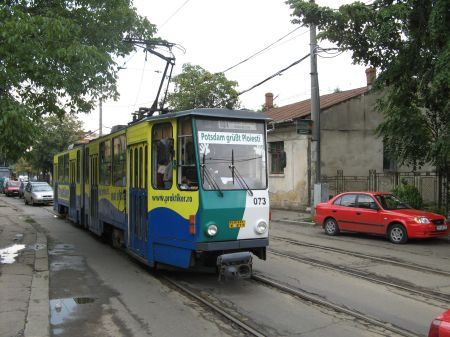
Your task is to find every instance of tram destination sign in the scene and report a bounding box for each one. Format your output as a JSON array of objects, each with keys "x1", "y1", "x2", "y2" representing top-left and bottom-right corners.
[{"x1": 198, "y1": 131, "x2": 264, "y2": 145}]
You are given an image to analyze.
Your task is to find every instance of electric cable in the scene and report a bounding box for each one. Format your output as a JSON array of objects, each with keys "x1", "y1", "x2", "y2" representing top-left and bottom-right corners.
[
  {"x1": 221, "y1": 26, "x2": 307, "y2": 73},
  {"x1": 159, "y1": 0, "x2": 192, "y2": 30},
  {"x1": 133, "y1": 53, "x2": 148, "y2": 108},
  {"x1": 238, "y1": 53, "x2": 310, "y2": 96}
]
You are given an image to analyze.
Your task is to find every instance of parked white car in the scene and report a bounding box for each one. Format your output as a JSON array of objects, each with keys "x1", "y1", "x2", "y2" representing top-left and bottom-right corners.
[{"x1": 24, "y1": 182, "x2": 53, "y2": 206}]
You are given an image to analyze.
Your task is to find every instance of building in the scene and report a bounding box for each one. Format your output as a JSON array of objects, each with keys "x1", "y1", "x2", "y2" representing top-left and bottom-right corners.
[{"x1": 264, "y1": 69, "x2": 431, "y2": 210}]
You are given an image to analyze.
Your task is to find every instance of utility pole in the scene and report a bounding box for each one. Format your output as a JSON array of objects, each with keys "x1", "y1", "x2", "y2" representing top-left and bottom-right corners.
[
  {"x1": 309, "y1": 0, "x2": 325, "y2": 213},
  {"x1": 99, "y1": 98, "x2": 103, "y2": 137}
]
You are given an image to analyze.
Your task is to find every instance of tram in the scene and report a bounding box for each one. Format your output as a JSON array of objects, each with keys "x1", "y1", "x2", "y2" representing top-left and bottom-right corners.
[{"x1": 53, "y1": 108, "x2": 270, "y2": 279}]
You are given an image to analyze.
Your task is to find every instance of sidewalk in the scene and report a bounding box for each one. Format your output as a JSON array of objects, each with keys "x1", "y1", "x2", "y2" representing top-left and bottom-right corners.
[
  {"x1": 271, "y1": 208, "x2": 315, "y2": 225},
  {"x1": 0, "y1": 196, "x2": 49, "y2": 337}
]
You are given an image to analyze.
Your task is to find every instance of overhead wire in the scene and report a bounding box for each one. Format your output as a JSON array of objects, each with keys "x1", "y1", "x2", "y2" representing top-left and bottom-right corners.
[
  {"x1": 316, "y1": 46, "x2": 343, "y2": 59},
  {"x1": 221, "y1": 26, "x2": 308, "y2": 73},
  {"x1": 159, "y1": 0, "x2": 192, "y2": 30},
  {"x1": 132, "y1": 52, "x2": 148, "y2": 108},
  {"x1": 238, "y1": 53, "x2": 310, "y2": 96}
]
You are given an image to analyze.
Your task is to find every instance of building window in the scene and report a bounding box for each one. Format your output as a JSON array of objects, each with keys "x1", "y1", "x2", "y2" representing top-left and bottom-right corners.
[
  {"x1": 269, "y1": 141, "x2": 286, "y2": 174},
  {"x1": 383, "y1": 143, "x2": 396, "y2": 171}
]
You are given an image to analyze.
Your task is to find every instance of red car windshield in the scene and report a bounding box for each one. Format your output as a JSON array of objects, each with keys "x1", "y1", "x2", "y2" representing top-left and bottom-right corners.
[
  {"x1": 375, "y1": 194, "x2": 411, "y2": 210},
  {"x1": 8, "y1": 181, "x2": 20, "y2": 187}
]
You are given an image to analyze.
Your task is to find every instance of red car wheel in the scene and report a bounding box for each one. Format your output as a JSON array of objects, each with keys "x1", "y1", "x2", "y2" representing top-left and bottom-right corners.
[{"x1": 388, "y1": 223, "x2": 408, "y2": 244}]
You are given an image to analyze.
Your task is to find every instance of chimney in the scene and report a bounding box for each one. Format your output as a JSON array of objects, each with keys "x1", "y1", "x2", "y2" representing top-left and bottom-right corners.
[
  {"x1": 365, "y1": 67, "x2": 376, "y2": 89},
  {"x1": 265, "y1": 92, "x2": 274, "y2": 110}
]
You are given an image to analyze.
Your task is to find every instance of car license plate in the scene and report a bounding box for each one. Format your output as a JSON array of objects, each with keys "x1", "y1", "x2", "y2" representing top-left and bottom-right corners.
[
  {"x1": 436, "y1": 225, "x2": 447, "y2": 231},
  {"x1": 229, "y1": 220, "x2": 245, "y2": 229}
]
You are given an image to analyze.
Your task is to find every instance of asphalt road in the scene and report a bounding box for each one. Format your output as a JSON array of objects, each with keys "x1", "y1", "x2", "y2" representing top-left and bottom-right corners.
[{"x1": 2, "y1": 195, "x2": 449, "y2": 337}]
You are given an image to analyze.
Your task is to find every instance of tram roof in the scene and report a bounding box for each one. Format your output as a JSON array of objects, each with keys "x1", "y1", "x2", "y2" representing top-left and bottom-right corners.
[{"x1": 140, "y1": 108, "x2": 271, "y2": 123}]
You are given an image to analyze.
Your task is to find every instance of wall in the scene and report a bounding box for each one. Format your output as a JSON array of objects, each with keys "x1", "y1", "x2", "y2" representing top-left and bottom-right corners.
[
  {"x1": 320, "y1": 92, "x2": 383, "y2": 177},
  {"x1": 267, "y1": 125, "x2": 309, "y2": 210}
]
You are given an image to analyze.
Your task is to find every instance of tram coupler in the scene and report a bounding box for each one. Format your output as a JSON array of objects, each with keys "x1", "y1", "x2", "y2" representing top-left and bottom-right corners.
[{"x1": 217, "y1": 252, "x2": 252, "y2": 281}]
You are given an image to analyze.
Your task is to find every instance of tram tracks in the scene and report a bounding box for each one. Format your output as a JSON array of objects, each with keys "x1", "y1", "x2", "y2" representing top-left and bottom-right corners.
[
  {"x1": 268, "y1": 248, "x2": 450, "y2": 306},
  {"x1": 272, "y1": 235, "x2": 450, "y2": 277},
  {"x1": 162, "y1": 272, "x2": 421, "y2": 337},
  {"x1": 251, "y1": 273, "x2": 422, "y2": 337},
  {"x1": 160, "y1": 274, "x2": 267, "y2": 337}
]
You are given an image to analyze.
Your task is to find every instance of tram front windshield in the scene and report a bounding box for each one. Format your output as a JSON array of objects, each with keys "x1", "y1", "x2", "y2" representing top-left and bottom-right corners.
[{"x1": 196, "y1": 118, "x2": 267, "y2": 191}]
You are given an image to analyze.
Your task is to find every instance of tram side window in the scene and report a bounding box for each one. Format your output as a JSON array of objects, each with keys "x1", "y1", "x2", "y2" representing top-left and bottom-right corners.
[
  {"x1": 53, "y1": 164, "x2": 57, "y2": 183},
  {"x1": 85, "y1": 148, "x2": 89, "y2": 184},
  {"x1": 177, "y1": 118, "x2": 197, "y2": 190},
  {"x1": 152, "y1": 123, "x2": 173, "y2": 190},
  {"x1": 64, "y1": 154, "x2": 69, "y2": 182},
  {"x1": 76, "y1": 150, "x2": 80, "y2": 183},
  {"x1": 112, "y1": 135, "x2": 126, "y2": 186},
  {"x1": 99, "y1": 140, "x2": 112, "y2": 185},
  {"x1": 58, "y1": 155, "x2": 64, "y2": 182}
]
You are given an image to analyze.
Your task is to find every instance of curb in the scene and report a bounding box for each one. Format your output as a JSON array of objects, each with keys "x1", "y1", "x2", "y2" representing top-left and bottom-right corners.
[
  {"x1": 273, "y1": 218, "x2": 316, "y2": 226},
  {"x1": 24, "y1": 232, "x2": 50, "y2": 337}
]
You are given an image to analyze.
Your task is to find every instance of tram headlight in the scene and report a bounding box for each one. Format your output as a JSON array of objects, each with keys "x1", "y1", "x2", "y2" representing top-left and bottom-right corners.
[
  {"x1": 255, "y1": 220, "x2": 268, "y2": 234},
  {"x1": 206, "y1": 224, "x2": 218, "y2": 237}
]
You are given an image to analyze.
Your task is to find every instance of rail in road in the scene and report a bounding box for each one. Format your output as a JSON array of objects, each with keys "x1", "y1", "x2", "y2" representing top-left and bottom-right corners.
[
  {"x1": 272, "y1": 235, "x2": 450, "y2": 277},
  {"x1": 251, "y1": 274, "x2": 422, "y2": 337},
  {"x1": 268, "y1": 248, "x2": 450, "y2": 306},
  {"x1": 160, "y1": 274, "x2": 267, "y2": 337},
  {"x1": 162, "y1": 270, "x2": 421, "y2": 337}
]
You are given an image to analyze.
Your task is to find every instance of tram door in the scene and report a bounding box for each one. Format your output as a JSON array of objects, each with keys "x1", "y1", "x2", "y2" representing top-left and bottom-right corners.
[
  {"x1": 89, "y1": 154, "x2": 100, "y2": 234},
  {"x1": 69, "y1": 159, "x2": 77, "y2": 221},
  {"x1": 128, "y1": 144, "x2": 148, "y2": 258}
]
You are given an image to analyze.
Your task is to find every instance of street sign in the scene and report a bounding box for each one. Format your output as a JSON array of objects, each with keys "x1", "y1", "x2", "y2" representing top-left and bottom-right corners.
[{"x1": 296, "y1": 119, "x2": 313, "y2": 135}]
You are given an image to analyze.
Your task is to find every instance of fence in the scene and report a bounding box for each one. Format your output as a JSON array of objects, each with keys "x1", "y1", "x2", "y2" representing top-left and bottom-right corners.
[{"x1": 321, "y1": 170, "x2": 449, "y2": 214}]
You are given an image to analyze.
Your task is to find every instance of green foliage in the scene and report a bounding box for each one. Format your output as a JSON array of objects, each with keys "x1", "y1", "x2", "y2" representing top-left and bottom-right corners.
[
  {"x1": 25, "y1": 114, "x2": 84, "y2": 175},
  {"x1": 287, "y1": 0, "x2": 450, "y2": 172},
  {"x1": 165, "y1": 64, "x2": 240, "y2": 111},
  {"x1": 391, "y1": 181, "x2": 423, "y2": 209},
  {"x1": 423, "y1": 205, "x2": 447, "y2": 217},
  {"x1": 0, "y1": 0, "x2": 156, "y2": 162}
]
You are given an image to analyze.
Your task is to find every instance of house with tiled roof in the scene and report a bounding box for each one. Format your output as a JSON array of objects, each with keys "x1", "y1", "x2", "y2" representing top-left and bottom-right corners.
[{"x1": 264, "y1": 69, "x2": 384, "y2": 210}]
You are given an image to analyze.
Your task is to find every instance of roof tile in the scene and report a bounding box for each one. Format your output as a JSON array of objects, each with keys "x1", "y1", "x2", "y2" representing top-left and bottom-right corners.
[{"x1": 266, "y1": 87, "x2": 368, "y2": 123}]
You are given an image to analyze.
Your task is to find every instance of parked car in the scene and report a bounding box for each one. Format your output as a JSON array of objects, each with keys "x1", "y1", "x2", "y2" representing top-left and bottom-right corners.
[
  {"x1": 314, "y1": 192, "x2": 449, "y2": 244},
  {"x1": 429, "y1": 309, "x2": 450, "y2": 337},
  {"x1": 24, "y1": 182, "x2": 54, "y2": 206},
  {"x1": 4, "y1": 180, "x2": 20, "y2": 197}
]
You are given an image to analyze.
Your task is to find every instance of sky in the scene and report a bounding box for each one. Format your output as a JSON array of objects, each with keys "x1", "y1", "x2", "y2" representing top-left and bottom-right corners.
[{"x1": 81, "y1": 0, "x2": 368, "y2": 135}]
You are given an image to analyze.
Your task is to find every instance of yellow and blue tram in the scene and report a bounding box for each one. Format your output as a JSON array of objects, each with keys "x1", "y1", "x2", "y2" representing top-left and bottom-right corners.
[{"x1": 53, "y1": 108, "x2": 270, "y2": 278}]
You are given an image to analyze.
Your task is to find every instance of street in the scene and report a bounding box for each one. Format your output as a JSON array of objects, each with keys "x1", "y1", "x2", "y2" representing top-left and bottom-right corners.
[{"x1": 1, "y1": 194, "x2": 449, "y2": 337}]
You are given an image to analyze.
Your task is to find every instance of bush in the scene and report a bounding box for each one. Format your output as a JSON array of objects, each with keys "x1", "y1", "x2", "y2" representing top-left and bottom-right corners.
[
  {"x1": 391, "y1": 182, "x2": 423, "y2": 209},
  {"x1": 423, "y1": 205, "x2": 447, "y2": 217}
]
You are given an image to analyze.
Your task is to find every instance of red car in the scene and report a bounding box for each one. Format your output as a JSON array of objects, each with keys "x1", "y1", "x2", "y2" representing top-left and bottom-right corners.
[
  {"x1": 314, "y1": 192, "x2": 449, "y2": 244},
  {"x1": 4, "y1": 180, "x2": 20, "y2": 197},
  {"x1": 429, "y1": 309, "x2": 450, "y2": 337}
]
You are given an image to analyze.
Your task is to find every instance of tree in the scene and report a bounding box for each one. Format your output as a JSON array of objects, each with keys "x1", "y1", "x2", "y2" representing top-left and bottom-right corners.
[
  {"x1": 25, "y1": 114, "x2": 84, "y2": 177},
  {"x1": 287, "y1": 0, "x2": 449, "y2": 173},
  {"x1": 0, "y1": 0, "x2": 157, "y2": 162},
  {"x1": 165, "y1": 64, "x2": 240, "y2": 111}
]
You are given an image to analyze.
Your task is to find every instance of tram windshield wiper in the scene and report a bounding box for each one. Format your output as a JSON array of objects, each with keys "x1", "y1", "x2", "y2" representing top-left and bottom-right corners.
[
  {"x1": 228, "y1": 150, "x2": 253, "y2": 196},
  {"x1": 201, "y1": 153, "x2": 223, "y2": 197}
]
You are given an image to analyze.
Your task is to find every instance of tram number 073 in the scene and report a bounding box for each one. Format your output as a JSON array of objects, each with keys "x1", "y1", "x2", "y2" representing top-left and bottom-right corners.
[{"x1": 253, "y1": 197, "x2": 267, "y2": 206}]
